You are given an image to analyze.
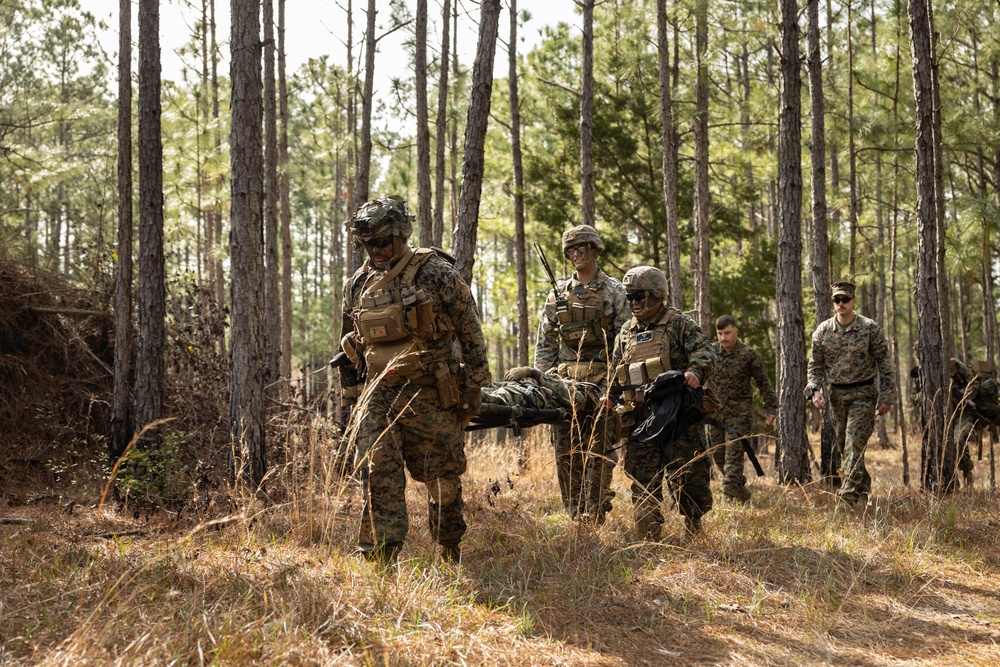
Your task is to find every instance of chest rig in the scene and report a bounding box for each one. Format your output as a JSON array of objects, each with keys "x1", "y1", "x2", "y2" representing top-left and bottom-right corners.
[
  {"x1": 616, "y1": 308, "x2": 680, "y2": 406},
  {"x1": 554, "y1": 275, "x2": 612, "y2": 350},
  {"x1": 351, "y1": 248, "x2": 455, "y2": 382}
]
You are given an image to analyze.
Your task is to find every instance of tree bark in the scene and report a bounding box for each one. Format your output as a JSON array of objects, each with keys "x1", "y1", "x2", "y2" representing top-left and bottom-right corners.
[
  {"x1": 929, "y1": 1, "x2": 954, "y2": 365},
  {"x1": 415, "y1": 0, "x2": 432, "y2": 246},
  {"x1": 775, "y1": 0, "x2": 810, "y2": 484},
  {"x1": 453, "y1": 0, "x2": 501, "y2": 284},
  {"x1": 908, "y1": 0, "x2": 949, "y2": 493},
  {"x1": 263, "y1": 0, "x2": 280, "y2": 391},
  {"x1": 657, "y1": 0, "x2": 681, "y2": 310},
  {"x1": 134, "y1": 0, "x2": 166, "y2": 443},
  {"x1": 356, "y1": 0, "x2": 376, "y2": 207},
  {"x1": 508, "y1": 0, "x2": 529, "y2": 366},
  {"x1": 847, "y1": 0, "x2": 858, "y2": 278},
  {"x1": 346, "y1": 0, "x2": 359, "y2": 276},
  {"x1": 111, "y1": 0, "x2": 134, "y2": 461},
  {"x1": 807, "y1": 0, "x2": 838, "y2": 481},
  {"x1": 432, "y1": 0, "x2": 451, "y2": 248},
  {"x1": 278, "y1": 0, "x2": 292, "y2": 392},
  {"x1": 579, "y1": 0, "x2": 595, "y2": 228},
  {"x1": 691, "y1": 0, "x2": 711, "y2": 331},
  {"x1": 229, "y1": 0, "x2": 267, "y2": 487}
]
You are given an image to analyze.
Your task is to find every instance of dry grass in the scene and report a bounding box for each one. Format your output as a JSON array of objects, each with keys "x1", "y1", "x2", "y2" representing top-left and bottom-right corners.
[{"x1": 2, "y1": 427, "x2": 999, "y2": 666}]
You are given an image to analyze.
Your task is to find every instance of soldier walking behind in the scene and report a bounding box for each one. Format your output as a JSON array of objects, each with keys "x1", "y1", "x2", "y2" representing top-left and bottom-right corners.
[
  {"x1": 610, "y1": 267, "x2": 716, "y2": 538},
  {"x1": 806, "y1": 282, "x2": 895, "y2": 506},
  {"x1": 708, "y1": 315, "x2": 777, "y2": 503},
  {"x1": 531, "y1": 225, "x2": 628, "y2": 523},
  {"x1": 340, "y1": 197, "x2": 491, "y2": 565}
]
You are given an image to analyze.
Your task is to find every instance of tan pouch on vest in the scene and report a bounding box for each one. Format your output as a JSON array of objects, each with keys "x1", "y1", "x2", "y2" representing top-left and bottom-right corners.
[
  {"x1": 365, "y1": 339, "x2": 422, "y2": 377},
  {"x1": 356, "y1": 302, "x2": 408, "y2": 343}
]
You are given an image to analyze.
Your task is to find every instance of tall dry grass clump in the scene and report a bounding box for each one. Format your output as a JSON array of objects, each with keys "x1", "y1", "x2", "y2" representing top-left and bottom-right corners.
[{"x1": 2, "y1": 420, "x2": 999, "y2": 666}]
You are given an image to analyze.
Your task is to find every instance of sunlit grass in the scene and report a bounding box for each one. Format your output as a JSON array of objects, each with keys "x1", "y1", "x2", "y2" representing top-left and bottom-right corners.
[{"x1": 2, "y1": 425, "x2": 999, "y2": 666}]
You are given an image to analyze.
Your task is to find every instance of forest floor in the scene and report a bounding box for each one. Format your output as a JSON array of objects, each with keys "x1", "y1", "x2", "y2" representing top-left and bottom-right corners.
[{"x1": 2, "y1": 428, "x2": 999, "y2": 666}]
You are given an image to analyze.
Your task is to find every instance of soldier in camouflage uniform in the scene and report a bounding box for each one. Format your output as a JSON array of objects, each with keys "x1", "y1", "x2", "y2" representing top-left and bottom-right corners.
[
  {"x1": 341, "y1": 197, "x2": 491, "y2": 565},
  {"x1": 707, "y1": 315, "x2": 777, "y2": 503},
  {"x1": 807, "y1": 282, "x2": 895, "y2": 506},
  {"x1": 950, "y1": 358, "x2": 981, "y2": 487},
  {"x1": 610, "y1": 267, "x2": 716, "y2": 539},
  {"x1": 533, "y1": 225, "x2": 629, "y2": 523}
]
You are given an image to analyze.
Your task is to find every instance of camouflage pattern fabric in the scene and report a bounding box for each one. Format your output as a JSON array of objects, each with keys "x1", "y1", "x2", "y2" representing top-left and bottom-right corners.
[
  {"x1": 950, "y1": 359, "x2": 980, "y2": 483},
  {"x1": 612, "y1": 306, "x2": 716, "y2": 536},
  {"x1": 534, "y1": 270, "x2": 628, "y2": 370},
  {"x1": 707, "y1": 340, "x2": 777, "y2": 493},
  {"x1": 534, "y1": 270, "x2": 628, "y2": 520},
  {"x1": 343, "y1": 252, "x2": 491, "y2": 388},
  {"x1": 806, "y1": 313, "x2": 895, "y2": 403},
  {"x1": 350, "y1": 384, "x2": 468, "y2": 551},
  {"x1": 806, "y1": 313, "x2": 895, "y2": 504},
  {"x1": 481, "y1": 372, "x2": 603, "y2": 413},
  {"x1": 342, "y1": 249, "x2": 491, "y2": 554}
]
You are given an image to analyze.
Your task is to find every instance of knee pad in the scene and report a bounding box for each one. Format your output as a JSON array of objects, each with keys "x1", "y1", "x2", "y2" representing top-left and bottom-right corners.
[{"x1": 427, "y1": 477, "x2": 459, "y2": 506}]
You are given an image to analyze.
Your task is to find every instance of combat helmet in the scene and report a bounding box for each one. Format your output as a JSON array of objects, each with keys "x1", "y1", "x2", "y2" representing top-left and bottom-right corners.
[
  {"x1": 622, "y1": 266, "x2": 668, "y2": 300},
  {"x1": 346, "y1": 197, "x2": 414, "y2": 240},
  {"x1": 561, "y1": 225, "x2": 605, "y2": 254}
]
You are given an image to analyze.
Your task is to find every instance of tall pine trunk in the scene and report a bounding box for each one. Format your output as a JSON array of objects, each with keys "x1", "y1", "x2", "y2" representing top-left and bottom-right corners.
[
  {"x1": 356, "y1": 0, "x2": 376, "y2": 206},
  {"x1": 508, "y1": 0, "x2": 529, "y2": 366},
  {"x1": 775, "y1": 0, "x2": 810, "y2": 484},
  {"x1": 229, "y1": 0, "x2": 267, "y2": 487},
  {"x1": 278, "y1": 0, "x2": 292, "y2": 392},
  {"x1": 908, "y1": 0, "x2": 948, "y2": 493},
  {"x1": 691, "y1": 0, "x2": 711, "y2": 331},
  {"x1": 134, "y1": 0, "x2": 166, "y2": 443},
  {"x1": 453, "y1": 0, "x2": 501, "y2": 285},
  {"x1": 415, "y1": 0, "x2": 432, "y2": 245},
  {"x1": 657, "y1": 0, "x2": 681, "y2": 309},
  {"x1": 807, "y1": 0, "x2": 838, "y2": 482},
  {"x1": 111, "y1": 0, "x2": 134, "y2": 461},
  {"x1": 579, "y1": 0, "x2": 595, "y2": 228},
  {"x1": 263, "y1": 0, "x2": 280, "y2": 390},
  {"x1": 432, "y1": 0, "x2": 451, "y2": 248}
]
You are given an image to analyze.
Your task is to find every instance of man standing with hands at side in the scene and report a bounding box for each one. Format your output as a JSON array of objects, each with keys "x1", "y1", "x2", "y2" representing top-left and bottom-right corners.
[
  {"x1": 806, "y1": 282, "x2": 895, "y2": 506},
  {"x1": 708, "y1": 315, "x2": 777, "y2": 504}
]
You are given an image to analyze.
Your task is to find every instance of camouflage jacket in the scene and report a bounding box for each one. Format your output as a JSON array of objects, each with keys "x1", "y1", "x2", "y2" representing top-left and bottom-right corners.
[
  {"x1": 807, "y1": 313, "x2": 895, "y2": 404},
  {"x1": 709, "y1": 340, "x2": 778, "y2": 412},
  {"x1": 533, "y1": 269, "x2": 629, "y2": 371},
  {"x1": 610, "y1": 306, "x2": 716, "y2": 386},
  {"x1": 341, "y1": 248, "x2": 492, "y2": 388},
  {"x1": 949, "y1": 359, "x2": 980, "y2": 406}
]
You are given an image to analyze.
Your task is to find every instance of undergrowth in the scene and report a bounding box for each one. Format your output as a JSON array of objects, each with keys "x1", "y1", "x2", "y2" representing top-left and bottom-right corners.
[{"x1": 1, "y1": 426, "x2": 999, "y2": 666}]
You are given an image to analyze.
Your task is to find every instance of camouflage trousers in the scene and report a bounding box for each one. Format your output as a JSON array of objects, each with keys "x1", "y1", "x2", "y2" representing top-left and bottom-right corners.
[
  {"x1": 708, "y1": 398, "x2": 754, "y2": 491},
  {"x1": 350, "y1": 382, "x2": 468, "y2": 554},
  {"x1": 829, "y1": 384, "x2": 878, "y2": 503},
  {"x1": 954, "y1": 413, "x2": 977, "y2": 479},
  {"x1": 550, "y1": 411, "x2": 617, "y2": 520},
  {"x1": 624, "y1": 427, "x2": 713, "y2": 536}
]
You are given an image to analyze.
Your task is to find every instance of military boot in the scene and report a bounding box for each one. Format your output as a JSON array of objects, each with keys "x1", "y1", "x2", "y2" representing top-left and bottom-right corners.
[
  {"x1": 721, "y1": 483, "x2": 752, "y2": 504},
  {"x1": 360, "y1": 542, "x2": 401, "y2": 569},
  {"x1": 439, "y1": 544, "x2": 461, "y2": 564}
]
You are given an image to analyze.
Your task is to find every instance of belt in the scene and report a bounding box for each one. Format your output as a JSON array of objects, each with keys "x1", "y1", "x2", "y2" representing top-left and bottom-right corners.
[{"x1": 830, "y1": 377, "x2": 874, "y2": 389}]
